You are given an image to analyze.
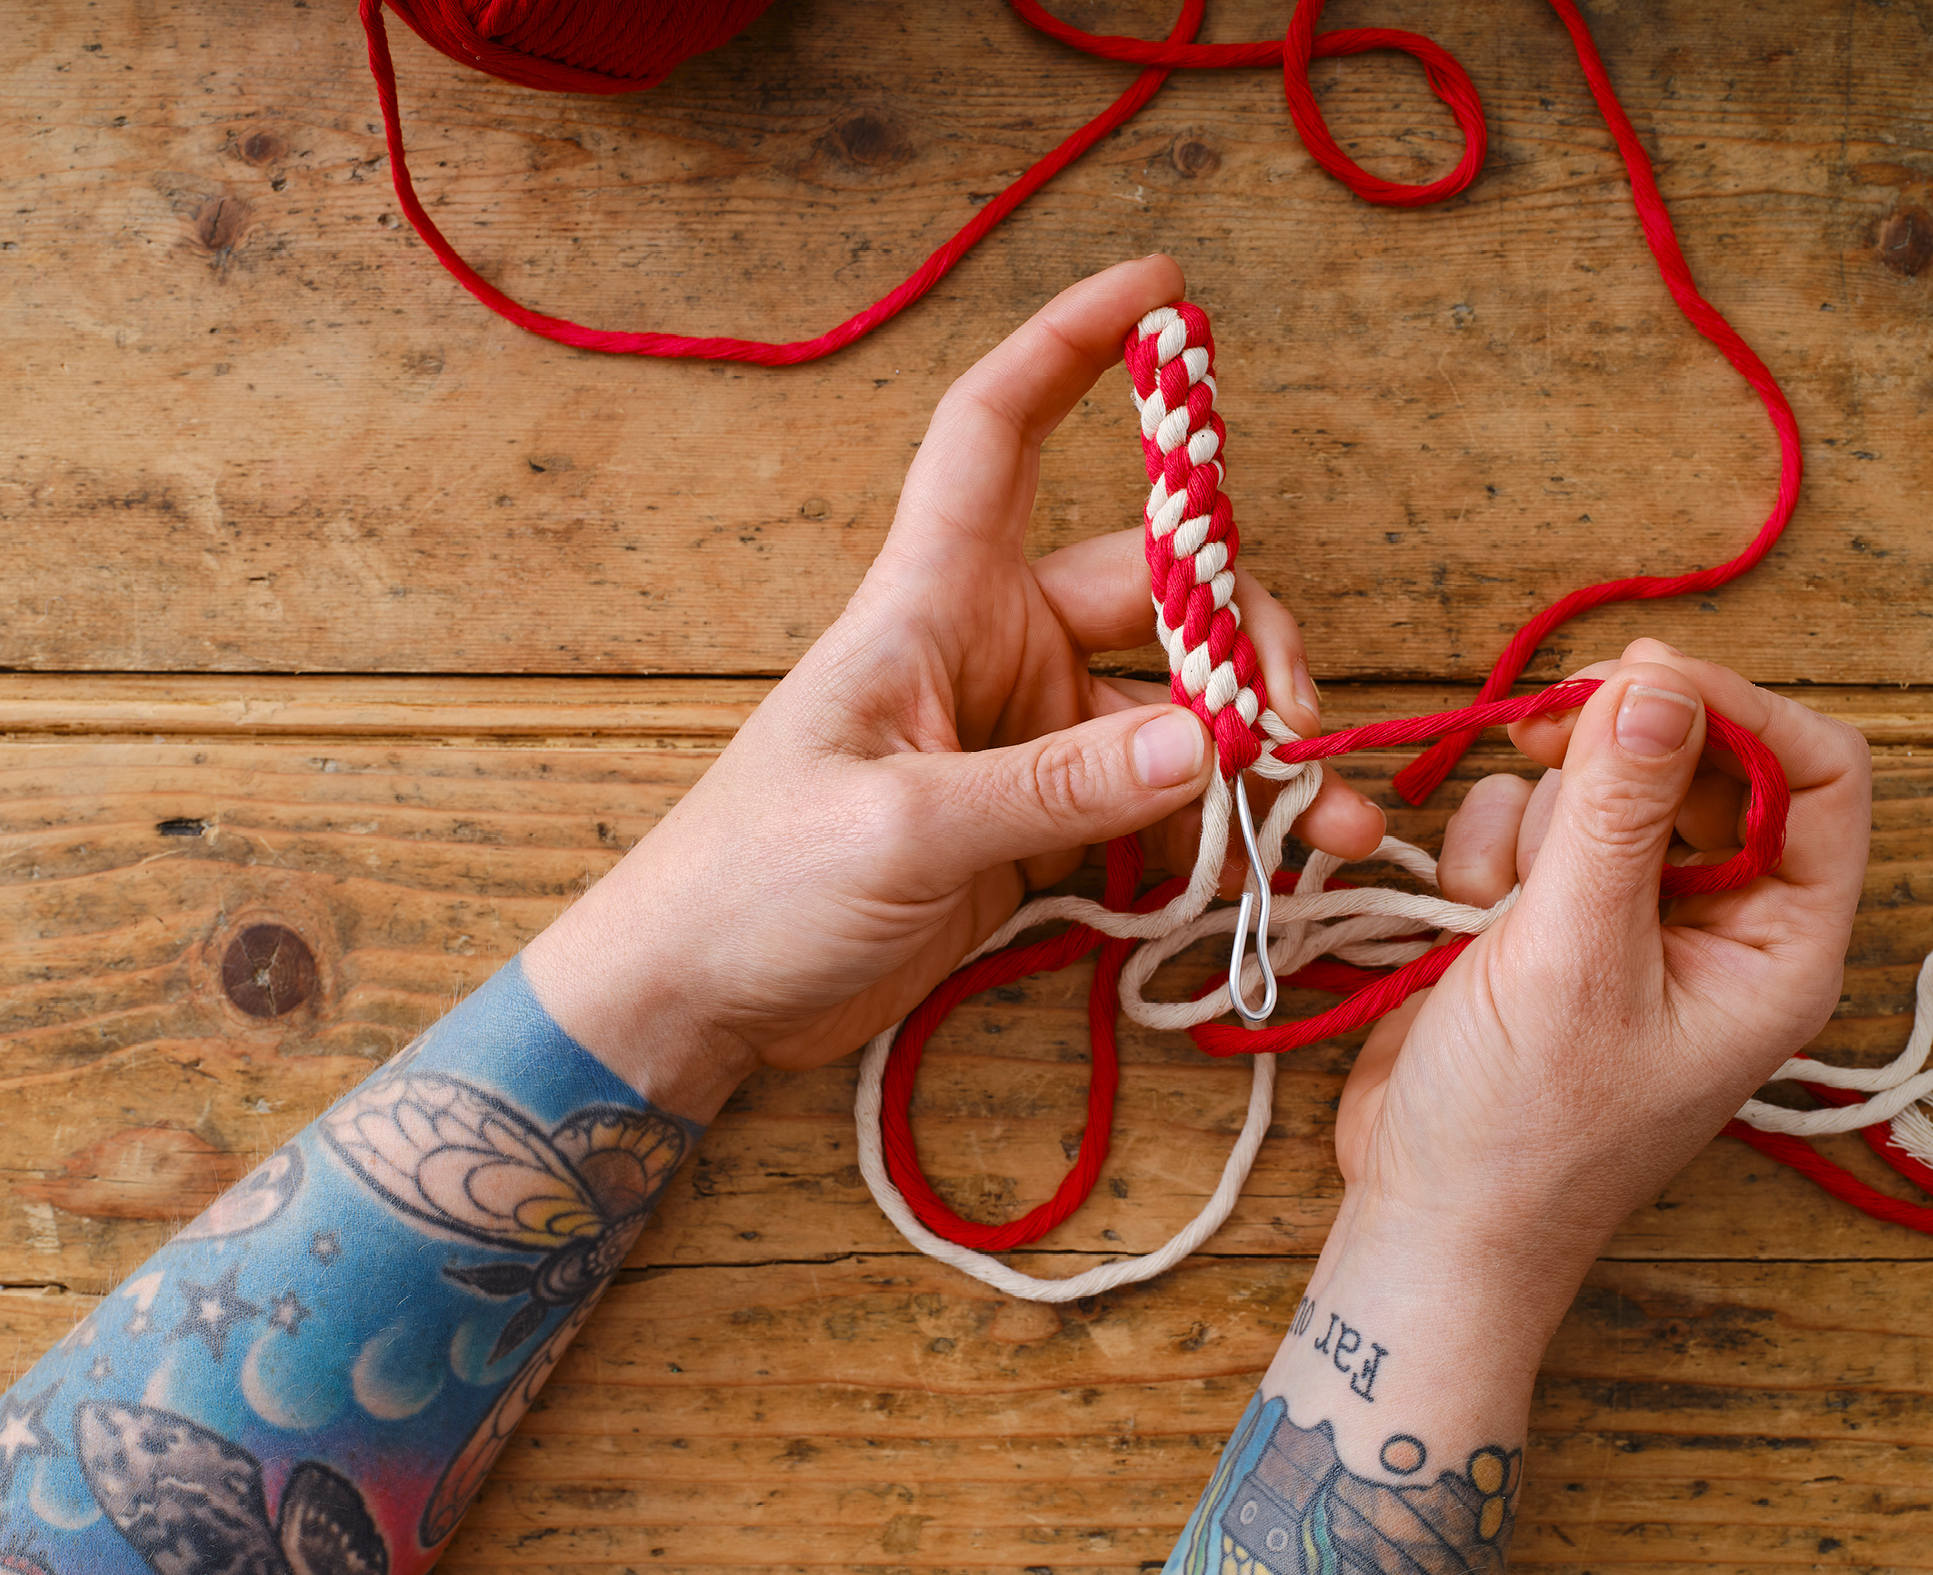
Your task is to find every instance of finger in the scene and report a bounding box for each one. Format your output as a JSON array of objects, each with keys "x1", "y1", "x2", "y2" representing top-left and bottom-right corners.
[
  {"x1": 1517, "y1": 768, "x2": 1561, "y2": 883},
  {"x1": 1133, "y1": 770, "x2": 1387, "y2": 890},
  {"x1": 1506, "y1": 658, "x2": 1618, "y2": 765},
  {"x1": 894, "y1": 257, "x2": 1186, "y2": 554},
  {"x1": 1098, "y1": 699, "x2": 1383, "y2": 873},
  {"x1": 1035, "y1": 530, "x2": 1166, "y2": 656},
  {"x1": 1515, "y1": 659, "x2": 1708, "y2": 941},
  {"x1": 898, "y1": 703, "x2": 1213, "y2": 882},
  {"x1": 1438, "y1": 774, "x2": 1535, "y2": 906},
  {"x1": 1093, "y1": 674, "x2": 1171, "y2": 713},
  {"x1": 1292, "y1": 772, "x2": 1386, "y2": 862},
  {"x1": 1515, "y1": 638, "x2": 1871, "y2": 900},
  {"x1": 1230, "y1": 567, "x2": 1321, "y2": 738}
]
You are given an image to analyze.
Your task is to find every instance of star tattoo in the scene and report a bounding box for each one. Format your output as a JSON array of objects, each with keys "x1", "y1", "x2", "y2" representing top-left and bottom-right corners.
[
  {"x1": 170, "y1": 1263, "x2": 261, "y2": 1363},
  {"x1": 0, "y1": 1388, "x2": 57, "y2": 1495},
  {"x1": 310, "y1": 1230, "x2": 343, "y2": 1265},
  {"x1": 269, "y1": 1290, "x2": 311, "y2": 1337}
]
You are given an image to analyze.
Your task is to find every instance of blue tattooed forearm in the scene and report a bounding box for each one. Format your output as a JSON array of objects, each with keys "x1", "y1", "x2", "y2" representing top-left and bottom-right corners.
[
  {"x1": 0, "y1": 956, "x2": 698, "y2": 1575},
  {"x1": 1165, "y1": 1393, "x2": 1520, "y2": 1575}
]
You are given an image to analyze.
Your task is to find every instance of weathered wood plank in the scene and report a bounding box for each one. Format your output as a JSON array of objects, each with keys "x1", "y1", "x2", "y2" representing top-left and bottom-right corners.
[
  {"x1": 4, "y1": 1, "x2": 1929, "y2": 680},
  {"x1": 4, "y1": 1255, "x2": 1928, "y2": 1570},
  {"x1": 2, "y1": 704, "x2": 1928, "y2": 1290},
  {"x1": 1, "y1": 675, "x2": 1931, "y2": 745}
]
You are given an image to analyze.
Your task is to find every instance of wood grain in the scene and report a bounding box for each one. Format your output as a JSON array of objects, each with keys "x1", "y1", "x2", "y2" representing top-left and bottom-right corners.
[
  {"x1": 6, "y1": 0, "x2": 1933, "y2": 1565},
  {"x1": 2, "y1": 1256, "x2": 1929, "y2": 1570},
  {"x1": 4, "y1": 0, "x2": 1930, "y2": 681},
  {"x1": 1, "y1": 685, "x2": 1930, "y2": 1568}
]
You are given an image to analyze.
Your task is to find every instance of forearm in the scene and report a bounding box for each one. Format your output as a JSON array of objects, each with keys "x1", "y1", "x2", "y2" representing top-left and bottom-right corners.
[
  {"x1": 0, "y1": 952, "x2": 718, "y2": 1573},
  {"x1": 1165, "y1": 1196, "x2": 1579, "y2": 1573}
]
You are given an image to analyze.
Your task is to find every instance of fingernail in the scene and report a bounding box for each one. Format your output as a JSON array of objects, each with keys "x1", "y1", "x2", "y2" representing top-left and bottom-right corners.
[
  {"x1": 1133, "y1": 710, "x2": 1206, "y2": 788},
  {"x1": 1291, "y1": 659, "x2": 1321, "y2": 722},
  {"x1": 1616, "y1": 684, "x2": 1697, "y2": 758}
]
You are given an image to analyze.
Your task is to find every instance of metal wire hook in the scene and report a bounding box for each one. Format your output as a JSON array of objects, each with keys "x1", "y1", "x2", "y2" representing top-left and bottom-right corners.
[{"x1": 1228, "y1": 772, "x2": 1277, "y2": 1027}]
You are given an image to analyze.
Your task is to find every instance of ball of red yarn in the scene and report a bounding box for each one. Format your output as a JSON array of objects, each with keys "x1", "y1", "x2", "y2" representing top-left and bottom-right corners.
[{"x1": 381, "y1": 0, "x2": 778, "y2": 95}]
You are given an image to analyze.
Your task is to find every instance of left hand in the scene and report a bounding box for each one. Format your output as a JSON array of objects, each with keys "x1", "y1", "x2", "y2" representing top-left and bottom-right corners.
[
  {"x1": 1331, "y1": 643, "x2": 1869, "y2": 1320},
  {"x1": 524, "y1": 256, "x2": 1383, "y2": 1100}
]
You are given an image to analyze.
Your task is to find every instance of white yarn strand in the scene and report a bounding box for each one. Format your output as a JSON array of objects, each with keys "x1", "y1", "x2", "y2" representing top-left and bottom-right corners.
[
  {"x1": 1734, "y1": 952, "x2": 1933, "y2": 1137},
  {"x1": 855, "y1": 1024, "x2": 1275, "y2": 1304}
]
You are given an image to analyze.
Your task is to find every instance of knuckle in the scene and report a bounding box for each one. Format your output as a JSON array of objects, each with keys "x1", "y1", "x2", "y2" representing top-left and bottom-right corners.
[
  {"x1": 1571, "y1": 773, "x2": 1675, "y2": 857},
  {"x1": 1026, "y1": 739, "x2": 1107, "y2": 835},
  {"x1": 850, "y1": 765, "x2": 934, "y2": 860},
  {"x1": 1826, "y1": 714, "x2": 1874, "y2": 774}
]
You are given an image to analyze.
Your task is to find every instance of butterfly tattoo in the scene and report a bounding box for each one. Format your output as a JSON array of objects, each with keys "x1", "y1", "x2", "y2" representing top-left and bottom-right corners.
[
  {"x1": 321, "y1": 1067, "x2": 688, "y2": 1547},
  {"x1": 75, "y1": 1400, "x2": 387, "y2": 1575}
]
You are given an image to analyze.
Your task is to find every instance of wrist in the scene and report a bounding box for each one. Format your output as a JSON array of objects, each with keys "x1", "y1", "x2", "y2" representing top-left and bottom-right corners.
[
  {"x1": 1259, "y1": 1187, "x2": 1583, "y2": 1486},
  {"x1": 1327, "y1": 1184, "x2": 1601, "y2": 1343},
  {"x1": 521, "y1": 872, "x2": 758, "y2": 1126}
]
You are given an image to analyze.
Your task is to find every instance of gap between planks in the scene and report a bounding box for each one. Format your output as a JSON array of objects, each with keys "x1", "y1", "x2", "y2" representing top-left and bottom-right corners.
[{"x1": 1, "y1": 674, "x2": 1929, "y2": 747}]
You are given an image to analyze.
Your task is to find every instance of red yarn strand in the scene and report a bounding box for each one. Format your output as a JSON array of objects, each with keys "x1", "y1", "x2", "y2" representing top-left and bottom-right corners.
[
  {"x1": 360, "y1": 0, "x2": 1207, "y2": 364},
  {"x1": 1723, "y1": 1120, "x2": 1933, "y2": 1235},
  {"x1": 367, "y1": 0, "x2": 1801, "y2": 805},
  {"x1": 880, "y1": 679, "x2": 1793, "y2": 1247}
]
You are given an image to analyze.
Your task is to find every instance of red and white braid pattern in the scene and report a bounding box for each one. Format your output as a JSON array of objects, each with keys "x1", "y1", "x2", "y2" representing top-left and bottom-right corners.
[{"x1": 1125, "y1": 303, "x2": 1282, "y2": 779}]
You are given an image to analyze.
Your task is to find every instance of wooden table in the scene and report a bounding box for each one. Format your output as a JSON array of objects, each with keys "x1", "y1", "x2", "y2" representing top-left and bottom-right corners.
[{"x1": 5, "y1": 1, "x2": 1931, "y2": 1567}]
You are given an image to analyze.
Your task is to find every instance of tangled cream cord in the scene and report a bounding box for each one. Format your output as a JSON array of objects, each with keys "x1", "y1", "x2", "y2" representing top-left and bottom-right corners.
[
  {"x1": 856, "y1": 771, "x2": 1933, "y2": 1300},
  {"x1": 854, "y1": 759, "x2": 1525, "y2": 1303}
]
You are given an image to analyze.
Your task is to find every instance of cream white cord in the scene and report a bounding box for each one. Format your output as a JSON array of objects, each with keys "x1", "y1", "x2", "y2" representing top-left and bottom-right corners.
[
  {"x1": 1734, "y1": 952, "x2": 1933, "y2": 1137},
  {"x1": 855, "y1": 1022, "x2": 1274, "y2": 1304},
  {"x1": 851, "y1": 745, "x2": 1525, "y2": 1302},
  {"x1": 854, "y1": 785, "x2": 1933, "y2": 1298}
]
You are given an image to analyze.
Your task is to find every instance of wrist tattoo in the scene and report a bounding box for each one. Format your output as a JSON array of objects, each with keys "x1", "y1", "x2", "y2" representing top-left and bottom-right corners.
[
  {"x1": 1165, "y1": 1394, "x2": 1522, "y2": 1574},
  {"x1": 1306, "y1": 1304, "x2": 1388, "y2": 1402},
  {"x1": 0, "y1": 956, "x2": 700, "y2": 1574}
]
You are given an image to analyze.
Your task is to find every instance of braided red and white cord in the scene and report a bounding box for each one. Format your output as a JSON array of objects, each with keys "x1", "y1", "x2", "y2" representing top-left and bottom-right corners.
[{"x1": 854, "y1": 306, "x2": 1523, "y2": 1300}]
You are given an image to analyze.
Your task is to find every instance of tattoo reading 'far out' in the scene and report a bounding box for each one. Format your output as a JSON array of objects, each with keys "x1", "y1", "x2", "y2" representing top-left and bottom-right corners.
[{"x1": 1295, "y1": 1297, "x2": 1387, "y2": 1402}]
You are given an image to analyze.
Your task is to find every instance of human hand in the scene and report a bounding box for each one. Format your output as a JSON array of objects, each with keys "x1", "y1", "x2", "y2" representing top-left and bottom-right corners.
[
  {"x1": 525, "y1": 256, "x2": 1383, "y2": 1103},
  {"x1": 1247, "y1": 642, "x2": 1868, "y2": 1483},
  {"x1": 1331, "y1": 640, "x2": 1870, "y2": 1319}
]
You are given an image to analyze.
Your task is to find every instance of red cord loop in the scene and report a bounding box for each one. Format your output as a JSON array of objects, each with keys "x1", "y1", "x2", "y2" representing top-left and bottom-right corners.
[
  {"x1": 880, "y1": 678, "x2": 1793, "y2": 1246},
  {"x1": 1280, "y1": 10, "x2": 1487, "y2": 207}
]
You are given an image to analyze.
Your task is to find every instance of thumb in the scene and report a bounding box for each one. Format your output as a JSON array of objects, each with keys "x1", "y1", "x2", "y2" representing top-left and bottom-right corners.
[
  {"x1": 1519, "y1": 660, "x2": 1707, "y2": 934},
  {"x1": 903, "y1": 704, "x2": 1214, "y2": 878}
]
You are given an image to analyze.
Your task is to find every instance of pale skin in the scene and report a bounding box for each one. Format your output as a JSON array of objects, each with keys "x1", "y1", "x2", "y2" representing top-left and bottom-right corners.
[
  {"x1": 524, "y1": 258, "x2": 1868, "y2": 1559},
  {"x1": 0, "y1": 258, "x2": 1868, "y2": 1566}
]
